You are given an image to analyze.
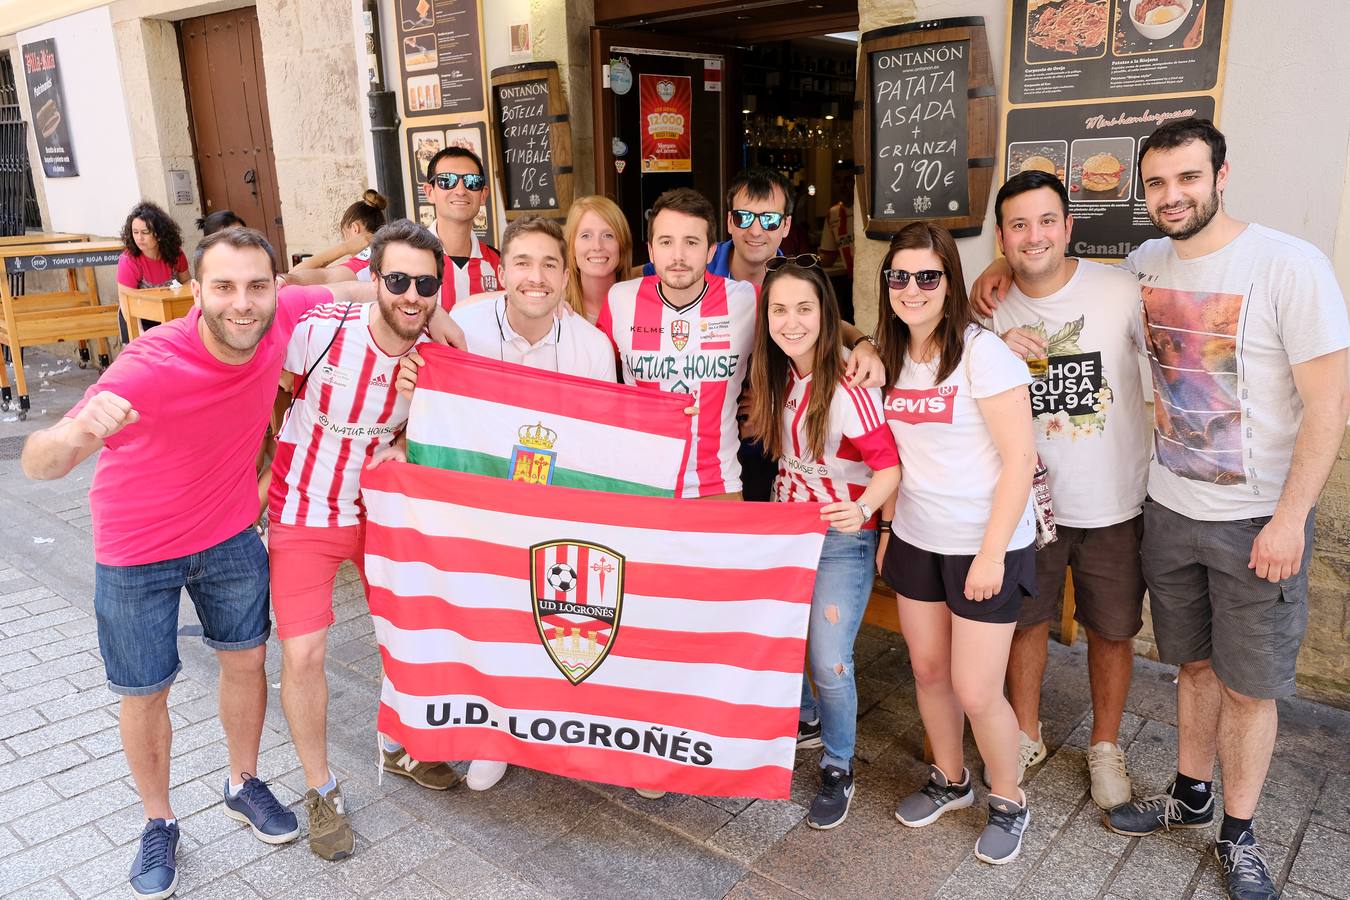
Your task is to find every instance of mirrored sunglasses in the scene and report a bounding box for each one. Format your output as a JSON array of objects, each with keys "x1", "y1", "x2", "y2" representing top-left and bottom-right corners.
[
  {"x1": 883, "y1": 268, "x2": 944, "y2": 291},
  {"x1": 729, "y1": 209, "x2": 786, "y2": 231},
  {"x1": 431, "y1": 172, "x2": 486, "y2": 191}
]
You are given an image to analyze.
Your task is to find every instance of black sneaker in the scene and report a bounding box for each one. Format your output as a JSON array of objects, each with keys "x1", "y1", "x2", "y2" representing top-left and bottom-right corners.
[
  {"x1": 129, "y1": 818, "x2": 180, "y2": 899},
  {"x1": 797, "y1": 718, "x2": 823, "y2": 750},
  {"x1": 1215, "y1": 830, "x2": 1278, "y2": 900},
  {"x1": 895, "y1": 764, "x2": 975, "y2": 827},
  {"x1": 1104, "y1": 782, "x2": 1214, "y2": 836},
  {"x1": 807, "y1": 764, "x2": 854, "y2": 830}
]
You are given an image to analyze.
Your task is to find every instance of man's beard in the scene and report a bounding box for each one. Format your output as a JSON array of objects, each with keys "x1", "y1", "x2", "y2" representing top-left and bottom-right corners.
[
  {"x1": 202, "y1": 305, "x2": 275, "y2": 353},
  {"x1": 379, "y1": 296, "x2": 433, "y2": 340},
  {"x1": 1149, "y1": 186, "x2": 1221, "y2": 241}
]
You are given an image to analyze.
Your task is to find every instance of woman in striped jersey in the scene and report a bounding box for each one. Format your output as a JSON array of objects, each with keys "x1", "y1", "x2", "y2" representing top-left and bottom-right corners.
[{"x1": 745, "y1": 256, "x2": 900, "y2": 830}]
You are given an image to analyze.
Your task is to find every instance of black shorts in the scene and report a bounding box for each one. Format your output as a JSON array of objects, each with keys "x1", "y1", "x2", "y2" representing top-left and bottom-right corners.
[{"x1": 880, "y1": 534, "x2": 1037, "y2": 624}]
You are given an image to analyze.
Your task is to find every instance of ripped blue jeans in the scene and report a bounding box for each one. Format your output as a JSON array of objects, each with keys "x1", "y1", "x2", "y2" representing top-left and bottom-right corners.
[{"x1": 799, "y1": 526, "x2": 878, "y2": 771}]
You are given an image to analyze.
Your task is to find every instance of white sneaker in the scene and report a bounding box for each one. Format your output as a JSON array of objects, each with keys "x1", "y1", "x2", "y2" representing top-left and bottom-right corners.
[
  {"x1": 634, "y1": 788, "x2": 666, "y2": 799},
  {"x1": 982, "y1": 722, "x2": 1047, "y2": 789},
  {"x1": 1087, "y1": 741, "x2": 1131, "y2": 809},
  {"x1": 466, "y1": 760, "x2": 508, "y2": 791}
]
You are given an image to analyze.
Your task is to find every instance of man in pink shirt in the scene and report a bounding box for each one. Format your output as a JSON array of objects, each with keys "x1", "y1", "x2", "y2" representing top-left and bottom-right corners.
[{"x1": 19, "y1": 228, "x2": 452, "y2": 899}]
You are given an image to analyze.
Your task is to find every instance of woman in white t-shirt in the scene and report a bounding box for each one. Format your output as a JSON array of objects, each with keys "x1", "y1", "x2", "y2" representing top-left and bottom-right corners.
[
  {"x1": 745, "y1": 257, "x2": 900, "y2": 830},
  {"x1": 874, "y1": 223, "x2": 1037, "y2": 865}
]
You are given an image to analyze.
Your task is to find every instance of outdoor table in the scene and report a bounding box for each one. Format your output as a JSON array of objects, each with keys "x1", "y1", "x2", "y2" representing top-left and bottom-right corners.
[
  {"x1": 0, "y1": 232, "x2": 89, "y2": 247},
  {"x1": 0, "y1": 239, "x2": 122, "y2": 419},
  {"x1": 118, "y1": 284, "x2": 194, "y2": 340}
]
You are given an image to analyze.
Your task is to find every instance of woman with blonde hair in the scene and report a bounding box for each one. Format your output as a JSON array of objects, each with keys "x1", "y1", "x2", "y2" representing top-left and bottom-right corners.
[{"x1": 563, "y1": 195, "x2": 633, "y2": 323}]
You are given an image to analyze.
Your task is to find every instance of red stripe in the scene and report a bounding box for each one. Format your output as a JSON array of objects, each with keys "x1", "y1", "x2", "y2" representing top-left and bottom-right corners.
[
  {"x1": 416, "y1": 342, "x2": 690, "y2": 441},
  {"x1": 377, "y1": 705, "x2": 792, "y2": 799},
  {"x1": 786, "y1": 380, "x2": 813, "y2": 503},
  {"x1": 377, "y1": 655, "x2": 798, "y2": 741},
  {"x1": 268, "y1": 440, "x2": 298, "y2": 520},
  {"x1": 701, "y1": 341, "x2": 730, "y2": 350},
  {"x1": 294, "y1": 327, "x2": 347, "y2": 523},
  {"x1": 365, "y1": 526, "x2": 817, "y2": 605},
  {"x1": 363, "y1": 463, "x2": 828, "y2": 537},
  {"x1": 693, "y1": 379, "x2": 728, "y2": 495},
  {"x1": 631, "y1": 277, "x2": 664, "y2": 352},
  {"x1": 575, "y1": 544, "x2": 590, "y2": 607},
  {"x1": 367, "y1": 588, "x2": 805, "y2": 672},
  {"x1": 845, "y1": 382, "x2": 883, "y2": 431},
  {"x1": 324, "y1": 344, "x2": 377, "y2": 527}
]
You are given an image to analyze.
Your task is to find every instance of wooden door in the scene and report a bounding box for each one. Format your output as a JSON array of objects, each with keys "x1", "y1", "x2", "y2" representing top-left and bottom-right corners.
[
  {"x1": 179, "y1": 8, "x2": 286, "y2": 262},
  {"x1": 591, "y1": 28, "x2": 738, "y2": 268}
]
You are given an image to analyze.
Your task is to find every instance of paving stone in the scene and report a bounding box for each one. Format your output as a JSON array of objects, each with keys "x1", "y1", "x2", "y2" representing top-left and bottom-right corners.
[
  {"x1": 1288, "y1": 824, "x2": 1350, "y2": 899},
  {"x1": 347, "y1": 797, "x2": 416, "y2": 844},
  {"x1": 95, "y1": 777, "x2": 221, "y2": 847},
  {"x1": 1058, "y1": 798, "x2": 1134, "y2": 856},
  {"x1": 75, "y1": 725, "x2": 123, "y2": 760},
  {"x1": 709, "y1": 799, "x2": 808, "y2": 863},
  {"x1": 0, "y1": 676, "x2": 77, "y2": 718},
  {"x1": 180, "y1": 873, "x2": 266, "y2": 900},
  {"x1": 0, "y1": 780, "x2": 61, "y2": 824},
  {"x1": 2, "y1": 650, "x2": 102, "y2": 692},
  {"x1": 1022, "y1": 835, "x2": 1118, "y2": 900},
  {"x1": 65, "y1": 667, "x2": 107, "y2": 690},
  {"x1": 722, "y1": 873, "x2": 808, "y2": 899},
  {"x1": 15, "y1": 879, "x2": 75, "y2": 899},
  {"x1": 172, "y1": 824, "x2": 280, "y2": 893},
  {"x1": 0, "y1": 707, "x2": 45, "y2": 741},
  {"x1": 34, "y1": 685, "x2": 118, "y2": 724},
  {"x1": 368, "y1": 873, "x2": 450, "y2": 899},
  {"x1": 1025, "y1": 744, "x2": 1090, "y2": 804},
  {"x1": 22, "y1": 594, "x2": 71, "y2": 615},
  {"x1": 1107, "y1": 835, "x2": 1204, "y2": 900},
  {"x1": 267, "y1": 872, "x2": 360, "y2": 900},
  {"x1": 1312, "y1": 770, "x2": 1350, "y2": 832},
  {"x1": 1193, "y1": 838, "x2": 1291, "y2": 899},
  {"x1": 30, "y1": 632, "x2": 102, "y2": 663},
  {"x1": 12, "y1": 779, "x2": 139, "y2": 846},
  {"x1": 0, "y1": 606, "x2": 84, "y2": 637},
  {"x1": 0, "y1": 742, "x2": 88, "y2": 794},
  {"x1": 931, "y1": 796, "x2": 1079, "y2": 900},
  {"x1": 57, "y1": 841, "x2": 138, "y2": 899},
  {"x1": 47, "y1": 750, "x2": 131, "y2": 798},
  {"x1": 0, "y1": 586, "x2": 58, "y2": 610},
  {"x1": 56, "y1": 618, "x2": 99, "y2": 639},
  {"x1": 5, "y1": 707, "x2": 116, "y2": 755},
  {"x1": 0, "y1": 649, "x2": 40, "y2": 675},
  {"x1": 416, "y1": 846, "x2": 556, "y2": 899},
  {"x1": 326, "y1": 824, "x2": 449, "y2": 896},
  {"x1": 0, "y1": 824, "x2": 111, "y2": 895}
]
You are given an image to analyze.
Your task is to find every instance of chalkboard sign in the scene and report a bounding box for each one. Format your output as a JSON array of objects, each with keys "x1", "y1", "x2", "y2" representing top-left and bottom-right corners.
[
  {"x1": 489, "y1": 62, "x2": 573, "y2": 220},
  {"x1": 869, "y1": 40, "x2": 969, "y2": 221},
  {"x1": 495, "y1": 78, "x2": 559, "y2": 211},
  {"x1": 855, "y1": 18, "x2": 995, "y2": 239}
]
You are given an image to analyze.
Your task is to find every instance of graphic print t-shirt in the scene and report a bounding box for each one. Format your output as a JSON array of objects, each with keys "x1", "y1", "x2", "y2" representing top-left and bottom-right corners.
[
  {"x1": 989, "y1": 260, "x2": 1150, "y2": 528},
  {"x1": 599, "y1": 274, "x2": 758, "y2": 498},
  {"x1": 1127, "y1": 225, "x2": 1350, "y2": 520},
  {"x1": 883, "y1": 326, "x2": 1036, "y2": 555}
]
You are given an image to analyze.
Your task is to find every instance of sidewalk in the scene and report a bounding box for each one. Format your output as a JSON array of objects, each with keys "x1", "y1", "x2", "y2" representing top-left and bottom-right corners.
[{"x1": 0, "y1": 344, "x2": 1346, "y2": 899}]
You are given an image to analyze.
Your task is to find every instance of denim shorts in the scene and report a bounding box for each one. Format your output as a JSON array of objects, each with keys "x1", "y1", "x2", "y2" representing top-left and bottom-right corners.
[{"x1": 93, "y1": 527, "x2": 271, "y2": 696}]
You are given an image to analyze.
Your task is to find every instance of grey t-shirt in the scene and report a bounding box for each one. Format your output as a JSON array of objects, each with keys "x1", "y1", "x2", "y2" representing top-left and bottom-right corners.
[{"x1": 1125, "y1": 224, "x2": 1350, "y2": 520}]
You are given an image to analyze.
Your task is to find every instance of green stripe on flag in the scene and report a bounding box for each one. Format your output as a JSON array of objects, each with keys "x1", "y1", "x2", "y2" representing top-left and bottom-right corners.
[{"x1": 406, "y1": 441, "x2": 674, "y2": 497}]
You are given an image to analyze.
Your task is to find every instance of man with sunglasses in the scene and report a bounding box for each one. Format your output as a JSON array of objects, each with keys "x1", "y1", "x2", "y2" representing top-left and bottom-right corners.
[
  {"x1": 292, "y1": 149, "x2": 500, "y2": 312},
  {"x1": 270, "y1": 220, "x2": 462, "y2": 861}
]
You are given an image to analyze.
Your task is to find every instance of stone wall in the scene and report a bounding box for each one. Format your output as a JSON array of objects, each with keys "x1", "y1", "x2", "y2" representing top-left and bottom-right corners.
[{"x1": 530, "y1": 0, "x2": 596, "y2": 198}]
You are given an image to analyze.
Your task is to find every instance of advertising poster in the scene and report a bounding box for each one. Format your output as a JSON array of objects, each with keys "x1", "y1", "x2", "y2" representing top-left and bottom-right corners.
[
  {"x1": 999, "y1": 0, "x2": 1230, "y2": 257},
  {"x1": 21, "y1": 38, "x2": 78, "y2": 178},
  {"x1": 397, "y1": 0, "x2": 485, "y2": 117},
  {"x1": 639, "y1": 74, "x2": 692, "y2": 174}
]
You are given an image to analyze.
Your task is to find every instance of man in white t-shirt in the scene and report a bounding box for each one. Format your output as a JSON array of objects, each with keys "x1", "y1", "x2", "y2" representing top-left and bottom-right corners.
[
  {"x1": 987, "y1": 171, "x2": 1151, "y2": 811},
  {"x1": 973, "y1": 119, "x2": 1350, "y2": 900}
]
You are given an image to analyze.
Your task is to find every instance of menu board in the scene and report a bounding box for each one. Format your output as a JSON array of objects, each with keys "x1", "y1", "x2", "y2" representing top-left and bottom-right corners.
[
  {"x1": 868, "y1": 40, "x2": 969, "y2": 220},
  {"x1": 494, "y1": 78, "x2": 558, "y2": 211},
  {"x1": 21, "y1": 39, "x2": 78, "y2": 178},
  {"x1": 999, "y1": 0, "x2": 1230, "y2": 257},
  {"x1": 405, "y1": 121, "x2": 495, "y2": 243},
  {"x1": 396, "y1": 0, "x2": 485, "y2": 117}
]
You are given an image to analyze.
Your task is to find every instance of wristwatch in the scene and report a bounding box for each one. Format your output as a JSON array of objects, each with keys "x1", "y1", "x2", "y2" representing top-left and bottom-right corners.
[
  {"x1": 851, "y1": 333, "x2": 878, "y2": 351},
  {"x1": 857, "y1": 501, "x2": 873, "y2": 521}
]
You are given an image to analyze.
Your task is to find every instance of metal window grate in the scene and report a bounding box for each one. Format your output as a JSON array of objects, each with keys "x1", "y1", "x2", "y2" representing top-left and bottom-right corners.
[{"x1": 0, "y1": 52, "x2": 40, "y2": 236}]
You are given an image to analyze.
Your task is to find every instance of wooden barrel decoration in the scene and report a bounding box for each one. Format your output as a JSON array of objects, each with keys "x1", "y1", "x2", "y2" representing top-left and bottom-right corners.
[
  {"x1": 490, "y1": 61, "x2": 574, "y2": 220},
  {"x1": 854, "y1": 17, "x2": 996, "y2": 239}
]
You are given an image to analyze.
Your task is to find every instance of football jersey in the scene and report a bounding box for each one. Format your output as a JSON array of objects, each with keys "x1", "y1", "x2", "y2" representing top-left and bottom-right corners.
[
  {"x1": 342, "y1": 233, "x2": 501, "y2": 311},
  {"x1": 773, "y1": 372, "x2": 898, "y2": 526},
  {"x1": 270, "y1": 302, "x2": 413, "y2": 527},
  {"x1": 599, "y1": 274, "x2": 758, "y2": 497}
]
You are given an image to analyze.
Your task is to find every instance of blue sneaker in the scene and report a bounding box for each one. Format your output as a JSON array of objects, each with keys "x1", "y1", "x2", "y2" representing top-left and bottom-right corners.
[
  {"x1": 223, "y1": 774, "x2": 300, "y2": 844},
  {"x1": 129, "y1": 818, "x2": 179, "y2": 899}
]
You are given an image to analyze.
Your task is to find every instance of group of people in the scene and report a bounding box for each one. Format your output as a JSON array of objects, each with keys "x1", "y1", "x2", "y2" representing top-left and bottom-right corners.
[{"x1": 22, "y1": 116, "x2": 1347, "y2": 900}]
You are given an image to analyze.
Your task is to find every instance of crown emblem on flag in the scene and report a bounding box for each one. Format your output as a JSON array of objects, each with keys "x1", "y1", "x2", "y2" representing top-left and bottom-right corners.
[{"x1": 517, "y1": 422, "x2": 558, "y2": 449}]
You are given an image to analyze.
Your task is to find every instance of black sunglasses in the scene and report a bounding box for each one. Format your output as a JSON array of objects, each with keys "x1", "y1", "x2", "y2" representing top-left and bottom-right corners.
[
  {"x1": 430, "y1": 172, "x2": 486, "y2": 191},
  {"x1": 883, "y1": 268, "x2": 944, "y2": 291},
  {"x1": 379, "y1": 271, "x2": 442, "y2": 297},
  {"x1": 765, "y1": 254, "x2": 820, "y2": 272},
  {"x1": 729, "y1": 209, "x2": 786, "y2": 231}
]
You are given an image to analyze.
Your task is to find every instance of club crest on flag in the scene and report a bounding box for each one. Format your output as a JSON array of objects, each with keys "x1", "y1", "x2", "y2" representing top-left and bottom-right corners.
[
  {"x1": 510, "y1": 422, "x2": 558, "y2": 485},
  {"x1": 671, "y1": 318, "x2": 690, "y2": 351},
  {"x1": 530, "y1": 540, "x2": 625, "y2": 685}
]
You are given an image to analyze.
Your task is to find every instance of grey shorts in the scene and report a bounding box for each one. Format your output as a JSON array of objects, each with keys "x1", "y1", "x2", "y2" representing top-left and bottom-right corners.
[
  {"x1": 1141, "y1": 497, "x2": 1312, "y2": 700},
  {"x1": 1020, "y1": 515, "x2": 1146, "y2": 640}
]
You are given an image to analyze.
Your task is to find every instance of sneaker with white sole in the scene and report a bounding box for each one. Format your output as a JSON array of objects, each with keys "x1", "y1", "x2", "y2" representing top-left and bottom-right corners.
[
  {"x1": 1216, "y1": 830, "x2": 1278, "y2": 900},
  {"x1": 982, "y1": 724, "x2": 1047, "y2": 788},
  {"x1": 381, "y1": 746, "x2": 461, "y2": 790},
  {"x1": 807, "y1": 764, "x2": 855, "y2": 830},
  {"x1": 222, "y1": 775, "x2": 300, "y2": 844},
  {"x1": 466, "y1": 759, "x2": 508, "y2": 791},
  {"x1": 974, "y1": 792, "x2": 1030, "y2": 865},
  {"x1": 634, "y1": 788, "x2": 667, "y2": 799},
  {"x1": 1087, "y1": 741, "x2": 1132, "y2": 810},
  {"x1": 1104, "y1": 782, "x2": 1214, "y2": 835},
  {"x1": 895, "y1": 764, "x2": 974, "y2": 827},
  {"x1": 796, "y1": 718, "x2": 823, "y2": 750},
  {"x1": 129, "y1": 819, "x2": 180, "y2": 899}
]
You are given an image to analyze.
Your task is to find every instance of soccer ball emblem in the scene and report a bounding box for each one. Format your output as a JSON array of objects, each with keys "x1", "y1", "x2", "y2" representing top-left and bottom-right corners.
[{"x1": 546, "y1": 563, "x2": 578, "y2": 593}]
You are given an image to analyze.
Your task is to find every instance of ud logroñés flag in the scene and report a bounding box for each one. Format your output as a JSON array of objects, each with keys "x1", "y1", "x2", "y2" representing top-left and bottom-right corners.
[
  {"x1": 362, "y1": 461, "x2": 828, "y2": 799},
  {"x1": 406, "y1": 343, "x2": 692, "y2": 496}
]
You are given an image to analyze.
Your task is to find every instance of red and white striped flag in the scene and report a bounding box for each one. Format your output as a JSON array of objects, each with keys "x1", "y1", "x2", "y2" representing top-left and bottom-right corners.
[{"x1": 362, "y1": 461, "x2": 828, "y2": 799}]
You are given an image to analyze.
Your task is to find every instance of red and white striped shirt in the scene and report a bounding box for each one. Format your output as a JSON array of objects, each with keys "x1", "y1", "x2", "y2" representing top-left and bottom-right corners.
[
  {"x1": 773, "y1": 372, "x2": 898, "y2": 527},
  {"x1": 342, "y1": 234, "x2": 501, "y2": 312},
  {"x1": 598, "y1": 274, "x2": 758, "y2": 498},
  {"x1": 269, "y1": 302, "x2": 412, "y2": 526}
]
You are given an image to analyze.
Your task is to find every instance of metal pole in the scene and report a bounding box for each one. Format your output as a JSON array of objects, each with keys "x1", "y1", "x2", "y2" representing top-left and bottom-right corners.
[{"x1": 362, "y1": 0, "x2": 407, "y2": 221}]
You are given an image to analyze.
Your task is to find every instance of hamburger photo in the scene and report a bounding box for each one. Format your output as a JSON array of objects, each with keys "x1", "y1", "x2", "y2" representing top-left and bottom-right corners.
[
  {"x1": 36, "y1": 99, "x2": 61, "y2": 139},
  {"x1": 1080, "y1": 153, "x2": 1126, "y2": 193},
  {"x1": 1019, "y1": 154, "x2": 1058, "y2": 175}
]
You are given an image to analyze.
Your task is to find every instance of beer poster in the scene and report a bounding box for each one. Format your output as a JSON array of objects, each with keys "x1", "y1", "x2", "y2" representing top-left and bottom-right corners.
[
  {"x1": 21, "y1": 38, "x2": 78, "y2": 178},
  {"x1": 639, "y1": 74, "x2": 692, "y2": 174}
]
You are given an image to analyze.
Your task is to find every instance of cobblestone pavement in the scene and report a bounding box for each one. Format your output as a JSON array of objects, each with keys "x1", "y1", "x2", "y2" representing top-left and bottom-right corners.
[{"x1": 0, "y1": 345, "x2": 1347, "y2": 899}]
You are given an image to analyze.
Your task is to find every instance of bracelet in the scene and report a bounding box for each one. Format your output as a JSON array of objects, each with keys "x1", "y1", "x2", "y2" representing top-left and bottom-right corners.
[
  {"x1": 851, "y1": 333, "x2": 878, "y2": 351},
  {"x1": 976, "y1": 553, "x2": 1005, "y2": 567},
  {"x1": 879, "y1": 519, "x2": 892, "y2": 531}
]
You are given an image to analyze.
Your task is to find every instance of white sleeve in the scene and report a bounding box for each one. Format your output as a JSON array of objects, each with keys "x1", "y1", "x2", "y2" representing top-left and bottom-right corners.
[
  {"x1": 283, "y1": 320, "x2": 310, "y2": 375},
  {"x1": 1275, "y1": 254, "x2": 1350, "y2": 365},
  {"x1": 968, "y1": 330, "x2": 1032, "y2": 398}
]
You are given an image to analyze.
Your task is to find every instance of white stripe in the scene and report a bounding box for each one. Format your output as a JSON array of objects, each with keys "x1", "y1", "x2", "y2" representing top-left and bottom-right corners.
[
  {"x1": 365, "y1": 555, "x2": 810, "y2": 639},
  {"x1": 408, "y1": 388, "x2": 685, "y2": 485},
  {"x1": 373, "y1": 617, "x2": 801, "y2": 704},
  {"x1": 363, "y1": 489, "x2": 825, "y2": 572},
  {"x1": 380, "y1": 683, "x2": 795, "y2": 770}
]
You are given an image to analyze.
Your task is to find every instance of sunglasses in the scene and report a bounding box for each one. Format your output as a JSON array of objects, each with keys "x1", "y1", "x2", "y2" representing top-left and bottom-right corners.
[
  {"x1": 883, "y1": 268, "x2": 945, "y2": 291},
  {"x1": 765, "y1": 254, "x2": 820, "y2": 272},
  {"x1": 430, "y1": 172, "x2": 486, "y2": 191},
  {"x1": 729, "y1": 209, "x2": 786, "y2": 231},
  {"x1": 379, "y1": 271, "x2": 442, "y2": 297}
]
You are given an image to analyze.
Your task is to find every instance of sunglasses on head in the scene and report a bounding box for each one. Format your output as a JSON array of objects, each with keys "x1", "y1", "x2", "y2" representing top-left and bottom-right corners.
[
  {"x1": 883, "y1": 268, "x2": 944, "y2": 291},
  {"x1": 765, "y1": 254, "x2": 820, "y2": 273},
  {"x1": 729, "y1": 209, "x2": 786, "y2": 231},
  {"x1": 379, "y1": 271, "x2": 442, "y2": 297},
  {"x1": 430, "y1": 172, "x2": 486, "y2": 191}
]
